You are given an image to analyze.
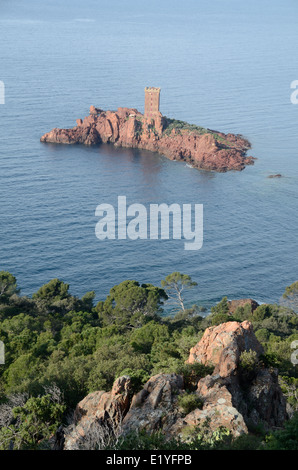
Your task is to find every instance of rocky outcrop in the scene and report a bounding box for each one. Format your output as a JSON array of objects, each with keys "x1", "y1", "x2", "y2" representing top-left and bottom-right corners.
[
  {"x1": 62, "y1": 321, "x2": 287, "y2": 449},
  {"x1": 171, "y1": 375, "x2": 248, "y2": 437},
  {"x1": 186, "y1": 321, "x2": 287, "y2": 431},
  {"x1": 41, "y1": 106, "x2": 255, "y2": 173},
  {"x1": 121, "y1": 374, "x2": 184, "y2": 436},
  {"x1": 64, "y1": 376, "x2": 132, "y2": 450},
  {"x1": 227, "y1": 298, "x2": 259, "y2": 315},
  {"x1": 187, "y1": 320, "x2": 264, "y2": 377}
]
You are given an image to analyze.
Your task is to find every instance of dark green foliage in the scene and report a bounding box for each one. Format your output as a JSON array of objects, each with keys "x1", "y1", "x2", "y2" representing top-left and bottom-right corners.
[
  {"x1": 210, "y1": 296, "x2": 229, "y2": 316},
  {"x1": 106, "y1": 430, "x2": 187, "y2": 450},
  {"x1": 264, "y1": 413, "x2": 298, "y2": 450},
  {"x1": 255, "y1": 328, "x2": 270, "y2": 343},
  {"x1": 282, "y1": 281, "x2": 298, "y2": 312},
  {"x1": 209, "y1": 296, "x2": 240, "y2": 325},
  {"x1": 168, "y1": 305, "x2": 204, "y2": 329},
  {"x1": 108, "y1": 422, "x2": 230, "y2": 450},
  {"x1": 234, "y1": 303, "x2": 255, "y2": 321},
  {"x1": 87, "y1": 340, "x2": 150, "y2": 394},
  {"x1": 0, "y1": 391, "x2": 66, "y2": 450},
  {"x1": 33, "y1": 278, "x2": 70, "y2": 301},
  {"x1": 0, "y1": 271, "x2": 297, "y2": 450},
  {"x1": 96, "y1": 280, "x2": 167, "y2": 329},
  {"x1": 210, "y1": 313, "x2": 231, "y2": 326},
  {"x1": 0, "y1": 271, "x2": 19, "y2": 304},
  {"x1": 178, "y1": 392, "x2": 203, "y2": 414},
  {"x1": 253, "y1": 304, "x2": 273, "y2": 321},
  {"x1": 219, "y1": 433, "x2": 263, "y2": 450},
  {"x1": 134, "y1": 118, "x2": 143, "y2": 139},
  {"x1": 80, "y1": 291, "x2": 95, "y2": 312},
  {"x1": 130, "y1": 321, "x2": 170, "y2": 354}
]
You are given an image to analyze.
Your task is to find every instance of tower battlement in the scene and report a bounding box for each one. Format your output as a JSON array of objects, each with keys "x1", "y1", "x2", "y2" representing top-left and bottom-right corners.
[
  {"x1": 144, "y1": 87, "x2": 161, "y2": 119},
  {"x1": 145, "y1": 87, "x2": 161, "y2": 92}
]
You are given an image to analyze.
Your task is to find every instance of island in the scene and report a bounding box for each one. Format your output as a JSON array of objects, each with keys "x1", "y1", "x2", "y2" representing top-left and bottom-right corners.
[{"x1": 40, "y1": 88, "x2": 255, "y2": 173}]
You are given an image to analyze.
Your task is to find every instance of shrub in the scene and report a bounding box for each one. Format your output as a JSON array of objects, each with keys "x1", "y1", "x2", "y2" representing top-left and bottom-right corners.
[
  {"x1": 265, "y1": 413, "x2": 298, "y2": 450},
  {"x1": 178, "y1": 392, "x2": 203, "y2": 414},
  {"x1": 0, "y1": 271, "x2": 19, "y2": 304},
  {"x1": 0, "y1": 390, "x2": 65, "y2": 450},
  {"x1": 255, "y1": 328, "x2": 270, "y2": 343},
  {"x1": 210, "y1": 297, "x2": 230, "y2": 316},
  {"x1": 176, "y1": 362, "x2": 213, "y2": 390},
  {"x1": 108, "y1": 430, "x2": 185, "y2": 450},
  {"x1": 219, "y1": 433, "x2": 262, "y2": 450},
  {"x1": 239, "y1": 349, "x2": 259, "y2": 371},
  {"x1": 181, "y1": 418, "x2": 231, "y2": 449},
  {"x1": 211, "y1": 313, "x2": 231, "y2": 326},
  {"x1": 253, "y1": 304, "x2": 273, "y2": 321}
]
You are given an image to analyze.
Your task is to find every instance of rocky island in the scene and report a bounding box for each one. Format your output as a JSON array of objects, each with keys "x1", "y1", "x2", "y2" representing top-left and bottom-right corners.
[{"x1": 40, "y1": 88, "x2": 255, "y2": 173}]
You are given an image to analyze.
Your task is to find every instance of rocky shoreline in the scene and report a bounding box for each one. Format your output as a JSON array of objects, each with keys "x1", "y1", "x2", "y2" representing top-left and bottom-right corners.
[{"x1": 40, "y1": 106, "x2": 255, "y2": 173}]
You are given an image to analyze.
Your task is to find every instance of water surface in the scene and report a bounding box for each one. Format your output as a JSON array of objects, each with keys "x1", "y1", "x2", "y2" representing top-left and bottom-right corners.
[{"x1": 0, "y1": 0, "x2": 297, "y2": 309}]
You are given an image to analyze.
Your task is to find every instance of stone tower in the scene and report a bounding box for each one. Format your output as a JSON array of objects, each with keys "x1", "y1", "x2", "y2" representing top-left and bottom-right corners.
[{"x1": 144, "y1": 87, "x2": 161, "y2": 119}]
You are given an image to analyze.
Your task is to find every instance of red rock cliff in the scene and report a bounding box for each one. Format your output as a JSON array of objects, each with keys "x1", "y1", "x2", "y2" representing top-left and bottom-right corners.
[{"x1": 40, "y1": 106, "x2": 255, "y2": 173}]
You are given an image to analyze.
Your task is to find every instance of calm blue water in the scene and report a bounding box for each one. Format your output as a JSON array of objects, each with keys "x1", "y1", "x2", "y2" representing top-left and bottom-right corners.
[{"x1": 0, "y1": 0, "x2": 297, "y2": 309}]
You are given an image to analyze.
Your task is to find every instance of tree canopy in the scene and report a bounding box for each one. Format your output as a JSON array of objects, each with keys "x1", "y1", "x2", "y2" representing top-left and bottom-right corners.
[{"x1": 161, "y1": 272, "x2": 197, "y2": 311}]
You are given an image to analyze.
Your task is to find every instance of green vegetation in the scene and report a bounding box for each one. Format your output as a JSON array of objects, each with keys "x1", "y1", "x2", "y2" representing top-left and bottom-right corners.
[
  {"x1": 110, "y1": 419, "x2": 231, "y2": 450},
  {"x1": 108, "y1": 414, "x2": 298, "y2": 450},
  {"x1": 0, "y1": 270, "x2": 297, "y2": 450},
  {"x1": 282, "y1": 281, "x2": 298, "y2": 312},
  {"x1": 162, "y1": 117, "x2": 209, "y2": 136},
  {"x1": 178, "y1": 392, "x2": 204, "y2": 414},
  {"x1": 239, "y1": 349, "x2": 260, "y2": 372},
  {"x1": 162, "y1": 117, "x2": 230, "y2": 145},
  {"x1": 209, "y1": 296, "x2": 232, "y2": 325},
  {"x1": 0, "y1": 389, "x2": 65, "y2": 450},
  {"x1": 0, "y1": 271, "x2": 19, "y2": 303},
  {"x1": 264, "y1": 413, "x2": 298, "y2": 450},
  {"x1": 134, "y1": 119, "x2": 143, "y2": 139},
  {"x1": 161, "y1": 272, "x2": 197, "y2": 312}
]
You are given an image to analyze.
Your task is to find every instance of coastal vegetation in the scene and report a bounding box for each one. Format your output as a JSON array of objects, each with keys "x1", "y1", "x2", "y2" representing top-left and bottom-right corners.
[
  {"x1": 162, "y1": 117, "x2": 209, "y2": 136},
  {"x1": 0, "y1": 271, "x2": 297, "y2": 450},
  {"x1": 162, "y1": 117, "x2": 231, "y2": 146}
]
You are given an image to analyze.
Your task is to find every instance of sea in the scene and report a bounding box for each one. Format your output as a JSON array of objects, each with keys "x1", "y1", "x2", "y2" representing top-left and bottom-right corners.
[{"x1": 0, "y1": 0, "x2": 297, "y2": 311}]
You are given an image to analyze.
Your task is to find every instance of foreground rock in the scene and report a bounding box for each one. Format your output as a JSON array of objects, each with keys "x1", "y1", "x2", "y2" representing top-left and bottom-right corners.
[
  {"x1": 41, "y1": 106, "x2": 255, "y2": 173},
  {"x1": 64, "y1": 376, "x2": 132, "y2": 450},
  {"x1": 186, "y1": 321, "x2": 287, "y2": 434},
  {"x1": 63, "y1": 321, "x2": 287, "y2": 449},
  {"x1": 121, "y1": 374, "x2": 184, "y2": 436},
  {"x1": 187, "y1": 320, "x2": 263, "y2": 376}
]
